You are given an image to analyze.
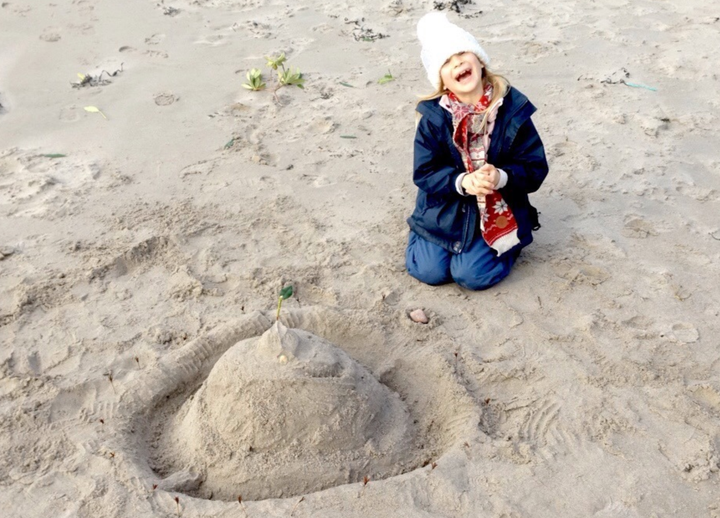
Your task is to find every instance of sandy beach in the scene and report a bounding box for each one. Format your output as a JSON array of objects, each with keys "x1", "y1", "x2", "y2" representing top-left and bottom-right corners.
[{"x1": 1, "y1": 0, "x2": 720, "y2": 516}]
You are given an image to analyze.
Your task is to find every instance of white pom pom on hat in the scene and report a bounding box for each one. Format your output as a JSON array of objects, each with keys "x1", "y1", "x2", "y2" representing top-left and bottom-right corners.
[{"x1": 417, "y1": 11, "x2": 490, "y2": 90}]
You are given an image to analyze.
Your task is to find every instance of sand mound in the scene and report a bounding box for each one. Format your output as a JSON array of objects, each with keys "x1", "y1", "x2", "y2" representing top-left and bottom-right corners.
[{"x1": 152, "y1": 321, "x2": 416, "y2": 500}]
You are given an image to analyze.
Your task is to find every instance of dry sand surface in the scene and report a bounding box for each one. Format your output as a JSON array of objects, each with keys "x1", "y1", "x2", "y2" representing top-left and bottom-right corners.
[{"x1": 1, "y1": 0, "x2": 720, "y2": 516}]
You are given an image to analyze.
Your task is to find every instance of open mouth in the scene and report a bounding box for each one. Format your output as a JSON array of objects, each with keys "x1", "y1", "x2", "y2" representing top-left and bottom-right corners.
[{"x1": 454, "y1": 68, "x2": 472, "y2": 83}]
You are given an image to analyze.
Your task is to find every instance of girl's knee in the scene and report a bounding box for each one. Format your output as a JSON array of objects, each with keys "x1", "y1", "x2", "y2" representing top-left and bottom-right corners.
[
  {"x1": 451, "y1": 257, "x2": 514, "y2": 291},
  {"x1": 454, "y1": 269, "x2": 510, "y2": 290},
  {"x1": 405, "y1": 232, "x2": 452, "y2": 286},
  {"x1": 407, "y1": 259, "x2": 452, "y2": 286}
]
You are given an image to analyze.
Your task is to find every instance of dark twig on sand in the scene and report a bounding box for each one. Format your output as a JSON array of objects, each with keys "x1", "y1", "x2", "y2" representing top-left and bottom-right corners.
[
  {"x1": 72, "y1": 64, "x2": 124, "y2": 88},
  {"x1": 433, "y1": 0, "x2": 474, "y2": 13},
  {"x1": 345, "y1": 18, "x2": 389, "y2": 42}
]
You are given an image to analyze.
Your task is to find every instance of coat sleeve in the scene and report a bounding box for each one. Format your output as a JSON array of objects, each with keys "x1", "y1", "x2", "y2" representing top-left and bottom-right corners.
[
  {"x1": 413, "y1": 113, "x2": 464, "y2": 197},
  {"x1": 498, "y1": 118, "x2": 548, "y2": 194}
]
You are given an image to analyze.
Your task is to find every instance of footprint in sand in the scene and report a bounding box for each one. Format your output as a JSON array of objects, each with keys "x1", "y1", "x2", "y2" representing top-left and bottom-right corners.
[
  {"x1": 240, "y1": 19, "x2": 273, "y2": 38},
  {"x1": 309, "y1": 116, "x2": 337, "y2": 135},
  {"x1": 670, "y1": 322, "x2": 699, "y2": 344},
  {"x1": 39, "y1": 28, "x2": 61, "y2": 42},
  {"x1": 677, "y1": 184, "x2": 718, "y2": 202},
  {"x1": 154, "y1": 91, "x2": 177, "y2": 106},
  {"x1": 59, "y1": 106, "x2": 81, "y2": 122},
  {"x1": 144, "y1": 49, "x2": 168, "y2": 59},
  {"x1": 687, "y1": 384, "x2": 720, "y2": 414},
  {"x1": 623, "y1": 215, "x2": 657, "y2": 239},
  {"x1": 194, "y1": 34, "x2": 226, "y2": 46},
  {"x1": 0, "y1": 149, "x2": 102, "y2": 219},
  {"x1": 144, "y1": 33, "x2": 165, "y2": 45},
  {"x1": 520, "y1": 40, "x2": 557, "y2": 63}
]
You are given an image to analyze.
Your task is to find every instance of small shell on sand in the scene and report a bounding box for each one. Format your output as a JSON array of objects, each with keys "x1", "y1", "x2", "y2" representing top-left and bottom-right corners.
[{"x1": 409, "y1": 308, "x2": 429, "y2": 324}]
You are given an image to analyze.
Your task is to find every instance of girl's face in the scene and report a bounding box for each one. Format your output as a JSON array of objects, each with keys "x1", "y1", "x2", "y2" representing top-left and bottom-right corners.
[{"x1": 440, "y1": 52, "x2": 484, "y2": 104}]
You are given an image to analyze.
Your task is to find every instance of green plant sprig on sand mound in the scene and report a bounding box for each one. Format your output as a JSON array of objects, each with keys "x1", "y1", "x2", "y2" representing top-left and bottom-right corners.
[{"x1": 276, "y1": 285, "x2": 294, "y2": 321}]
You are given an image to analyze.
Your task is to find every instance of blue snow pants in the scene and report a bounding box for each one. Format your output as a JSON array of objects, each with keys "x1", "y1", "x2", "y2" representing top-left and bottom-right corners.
[{"x1": 405, "y1": 231, "x2": 519, "y2": 291}]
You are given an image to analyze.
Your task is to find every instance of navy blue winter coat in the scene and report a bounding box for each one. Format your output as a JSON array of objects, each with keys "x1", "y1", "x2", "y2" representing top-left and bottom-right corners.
[{"x1": 407, "y1": 86, "x2": 549, "y2": 255}]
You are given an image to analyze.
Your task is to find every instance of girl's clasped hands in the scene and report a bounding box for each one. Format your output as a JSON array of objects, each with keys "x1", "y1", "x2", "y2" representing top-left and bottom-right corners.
[{"x1": 461, "y1": 163, "x2": 500, "y2": 196}]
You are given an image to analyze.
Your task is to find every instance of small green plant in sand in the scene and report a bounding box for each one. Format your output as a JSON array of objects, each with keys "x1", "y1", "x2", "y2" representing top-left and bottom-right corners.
[
  {"x1": 378, "y1": 70, "x2": 395, "y2": 85},
  {"x1": 242, "y1": 68, "x2": 266, "y2": 91},
  {"x1": 266, "y1": 53, "x2": 305, "y2": 89},
  {"x1": 243, "y1": 53, "x2": 305, "y2": 99},
  {"x1": 276, "y1": 285, "x2": 294, "y2": 321}
]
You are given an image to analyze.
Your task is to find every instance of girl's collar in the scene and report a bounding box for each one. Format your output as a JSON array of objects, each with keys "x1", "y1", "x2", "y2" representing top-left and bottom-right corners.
[
  {"x1": 440, "y1": 83, "x2": 494, "y2": 113},
  {"x1": 440, "y1": 94, "x2": 505, "y2": 122},
  {"x1": 439, "y1": 94, "x2": 452, "y2": 113}
]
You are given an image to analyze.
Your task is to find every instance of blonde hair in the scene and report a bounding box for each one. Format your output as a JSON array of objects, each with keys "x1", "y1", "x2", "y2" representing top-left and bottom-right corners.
[{"x1": 417, "y1": 66, "x2": 509, "y2": 131}]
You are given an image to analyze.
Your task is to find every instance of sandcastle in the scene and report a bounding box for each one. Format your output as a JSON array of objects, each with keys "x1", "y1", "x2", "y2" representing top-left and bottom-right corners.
[
  {"x1": 110, "y1": 309, "x2": 481, "y2": 510},
  {"x1": 151, "y1": 320, "x2": 418, "y2": 500}
]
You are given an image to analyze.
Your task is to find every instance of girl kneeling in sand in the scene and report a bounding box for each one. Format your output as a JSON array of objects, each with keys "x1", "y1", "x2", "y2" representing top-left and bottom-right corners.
[{"x1": 406, "y1": 12, "x2": 549, "y2": 290}]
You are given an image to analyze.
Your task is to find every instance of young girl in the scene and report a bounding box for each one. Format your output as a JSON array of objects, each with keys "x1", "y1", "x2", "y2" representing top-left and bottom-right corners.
[{"x1": 406, "y1": 12, "x2": 549, "y2": 290}]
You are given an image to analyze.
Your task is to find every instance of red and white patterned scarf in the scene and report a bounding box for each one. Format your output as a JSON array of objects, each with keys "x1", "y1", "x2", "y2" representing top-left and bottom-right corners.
[{"x1": 447, "y1": 85, "x2": 520, "y2": 256}]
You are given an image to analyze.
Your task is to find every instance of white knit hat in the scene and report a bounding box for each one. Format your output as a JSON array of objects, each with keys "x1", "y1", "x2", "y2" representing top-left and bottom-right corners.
[{"x1": 417, "y1": 12, "x2": 490, "y2": 90}]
